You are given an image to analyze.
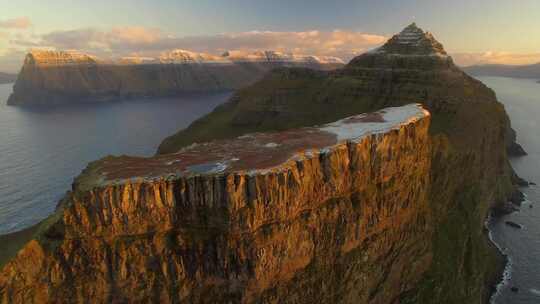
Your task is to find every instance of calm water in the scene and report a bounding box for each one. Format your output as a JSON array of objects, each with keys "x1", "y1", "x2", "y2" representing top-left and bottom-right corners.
[
  {"x1": 479, "y1": 77, "x2": 540, "y2": 304},
  {"x1": 0, "y1": 83, "x2": 230, "y2": 234}
]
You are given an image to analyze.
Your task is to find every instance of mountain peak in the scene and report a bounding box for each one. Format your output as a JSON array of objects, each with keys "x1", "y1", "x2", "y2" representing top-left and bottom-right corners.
[{"x1": 375, "y1": 23, "x2": 447, "y2": 56}]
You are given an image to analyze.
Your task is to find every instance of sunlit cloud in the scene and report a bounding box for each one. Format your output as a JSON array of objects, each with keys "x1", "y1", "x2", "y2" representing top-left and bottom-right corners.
[
  {"x1": 4, "y1": 23, "x2": 539, "y2": 72},
  {"x1": 7, "y1": 26, "x2": 387, "y2": 62},
  {"x1": 0, "y1": 17, "x2": 32, "y2": 29}
]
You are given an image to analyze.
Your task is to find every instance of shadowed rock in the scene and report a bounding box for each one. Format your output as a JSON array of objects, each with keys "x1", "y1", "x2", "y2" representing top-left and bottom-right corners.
[{"x1": 7, "y1": 50, "x2": 344, "y2": 105}]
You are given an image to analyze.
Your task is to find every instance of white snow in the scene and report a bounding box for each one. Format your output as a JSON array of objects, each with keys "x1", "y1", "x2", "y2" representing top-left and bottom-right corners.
[
  {"x1": 319, "y1": 104, "x2": 429, "y2": 142},
  {"x1": 159, "y1": 49, "x2": 232, "y2": 65},
  {"x1": 28, "y1": 48, "x2": 344, "y2": 67},
  {"x1": 223, "y1": 50, "x2": 344, "y2": 64},
  {"x1": 264, "y1": 142, "x2": 280, "y2": 148}
]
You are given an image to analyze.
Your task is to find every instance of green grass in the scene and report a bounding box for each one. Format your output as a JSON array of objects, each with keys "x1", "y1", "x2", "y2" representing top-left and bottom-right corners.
[
  {"x1": 0, "y1": 202, "x2": 65, "y2": 268},
  {"x1": 0, "y1": 224, "x2": 40, "y2": 268}
]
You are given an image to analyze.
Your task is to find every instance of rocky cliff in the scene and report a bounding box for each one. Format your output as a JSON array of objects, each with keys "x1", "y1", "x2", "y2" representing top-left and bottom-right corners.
[
  {"x1": 0, "y1": 23, "x2": 522, "y2": 304},
  {"x1": 7, "y1": 50, "x2": 344, "y2": 105},
  {"x1": 157, "y1": 23, "x2": 520, "y2": 303},
  {"x1": 0, "y1": 104, "x2": 434, "y2": 303}
]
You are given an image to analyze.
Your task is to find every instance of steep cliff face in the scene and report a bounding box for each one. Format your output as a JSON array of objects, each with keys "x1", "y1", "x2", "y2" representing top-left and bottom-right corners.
[
  {"x1": 0, "y1": 105, "x2": 434, "y2": 303},
  {"x1": 7, "y1": 50, "x2": 344, "y2": 105},
  {"x1": 157, "y1": 24, "x2": 518, "y2": 303}
]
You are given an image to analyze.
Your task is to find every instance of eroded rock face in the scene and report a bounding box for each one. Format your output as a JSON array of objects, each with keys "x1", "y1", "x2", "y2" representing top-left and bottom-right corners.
[
  {"x1": 156, "y1": 24, "x2": 519, "y2": 303},
  {"x1": 7, "y1": 50, "x2": 344, "y2": 105},
  {"x1": 0, "y1": 105, "x2": 433, "y2": 304}
]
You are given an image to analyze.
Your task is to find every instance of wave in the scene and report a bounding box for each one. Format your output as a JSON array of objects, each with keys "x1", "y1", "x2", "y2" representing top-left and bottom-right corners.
[
  {"x1": 486, "y1": 214, "x2": 513, "y2": 304},
  {"x1": 530, "y1": 288, "x2": 540, "y2": 296}
]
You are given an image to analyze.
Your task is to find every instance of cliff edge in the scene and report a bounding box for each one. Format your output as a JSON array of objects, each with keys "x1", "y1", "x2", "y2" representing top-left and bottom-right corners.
[{"x1": 1, "y1": 104, "x2": 433, "y2": 303}]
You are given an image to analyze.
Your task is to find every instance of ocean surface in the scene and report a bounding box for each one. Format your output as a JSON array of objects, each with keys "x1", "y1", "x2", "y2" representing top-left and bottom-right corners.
[
  {"x1": 0, "y1": 78, "x2": 539, "y2": 302},
  {"x1": 478, "y1": 77, "x2": 540, "y2": 304},
  {"x1": 0, "y1": 83, "x2": 230, "y2": 234}
]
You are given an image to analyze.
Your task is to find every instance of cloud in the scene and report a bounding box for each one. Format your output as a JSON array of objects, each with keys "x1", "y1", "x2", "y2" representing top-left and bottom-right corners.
[
  {"x1": 11, "y1": 26, "x2": 386, "y2": 62},
  {"x1": 0, "y1": 17, "x2": 32, "y2": 29},
  {"x1": 452, "y1": 51, "x2": 540, "y2": 66},
  {"x1": 40, "y1": 26, "x2": 163, "y2": 52},
  {"x1": 3, "y1": 24, "x2": 540, "y2": 72}
]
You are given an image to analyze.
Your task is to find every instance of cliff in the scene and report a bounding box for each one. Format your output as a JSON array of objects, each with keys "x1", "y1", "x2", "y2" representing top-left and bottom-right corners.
[
  {"x1": 157, "y1": 23, "x2": 519, "y2": 303},
  {"x1": 7, "y1": 50, "x2": 344, "y2": 105},
  {"x1": 0, "y1": 104, "x2": 434, "y2": 303},
  {"x1": 0, "y1": 23, "x2": 522, "y2": 304}
]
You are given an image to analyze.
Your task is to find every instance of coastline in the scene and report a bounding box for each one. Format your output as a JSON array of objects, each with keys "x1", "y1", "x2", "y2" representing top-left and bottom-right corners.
[
  {"x1": 6, "y1": 89, "x2": 235, "y2": 106},
  {"x1": 485, "y1": 214, "x2": 511, "y2": 304}
]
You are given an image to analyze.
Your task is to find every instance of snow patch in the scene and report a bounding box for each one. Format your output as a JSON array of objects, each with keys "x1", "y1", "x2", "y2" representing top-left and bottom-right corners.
[
  {"x1": 264, "y1": 142, "x2": 280, "y2": 148},
  {"x1": 319, "y1": 104, "x2": 429, "y2": 142}
]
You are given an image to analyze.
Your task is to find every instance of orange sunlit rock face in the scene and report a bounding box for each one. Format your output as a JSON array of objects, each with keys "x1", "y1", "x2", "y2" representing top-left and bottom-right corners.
[{"x1": 0, "y1": 105, "x2": 433, "y2": 304}]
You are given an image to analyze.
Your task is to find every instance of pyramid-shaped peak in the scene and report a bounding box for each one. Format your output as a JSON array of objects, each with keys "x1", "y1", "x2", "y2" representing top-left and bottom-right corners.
[
  {"x1": 377, "y1": 23, "x2": 447, "y2": 56},
  {"x1": 402, "y1": 22, "x2": 422, "y2": 32}
]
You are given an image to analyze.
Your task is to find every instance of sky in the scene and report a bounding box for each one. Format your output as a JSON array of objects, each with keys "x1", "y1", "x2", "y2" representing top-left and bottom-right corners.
[{"x1": 1, "y1": 0, "x2": 540, "y2": 72}]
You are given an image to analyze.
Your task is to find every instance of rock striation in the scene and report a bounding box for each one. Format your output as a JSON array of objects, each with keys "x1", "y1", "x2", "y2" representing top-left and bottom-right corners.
[
  {"x1": 7, "y1": 49, "x2": 344, "y2": 105},
  {"x1": 0, "y1": 104, "x2": 433, "y2": 303},
  {"x1": 157, "y1": 23, "x2": 521, "y2": 303},
  {"x1": 369, "y1": 23, "x2": 447, "y2": 56}
]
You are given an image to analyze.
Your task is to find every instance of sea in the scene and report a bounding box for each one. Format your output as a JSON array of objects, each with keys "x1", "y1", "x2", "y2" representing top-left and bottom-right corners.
[
  {"x1": 0, "y1": 83, "x2": 230, "y2": 234},
  {"x1": 478, "y1": 77, "x2": 540, "y2": 304},
  {"x1": 0, "y1": 77, "x2": 538, "y2": 303}
]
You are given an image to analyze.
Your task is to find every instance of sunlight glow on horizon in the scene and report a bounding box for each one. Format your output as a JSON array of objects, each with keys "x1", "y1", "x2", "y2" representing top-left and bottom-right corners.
[{"x1": 1, "y1": 0, "x2": 539, "y2": 71}]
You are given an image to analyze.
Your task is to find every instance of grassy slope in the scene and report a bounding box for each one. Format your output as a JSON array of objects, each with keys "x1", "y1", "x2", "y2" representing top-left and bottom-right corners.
[
  {"x1": 156, "y1": 65, "x2": 514, "y2": 303},
  {"x1": 158, "y1": 69, "x2": 387, "y2": 154}
]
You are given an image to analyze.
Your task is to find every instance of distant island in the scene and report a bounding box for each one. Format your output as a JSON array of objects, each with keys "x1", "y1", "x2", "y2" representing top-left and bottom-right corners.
[
  {"x1": 0, "y1": 72, "x2": 16, "y2": 84},
  {"x1": 463, "y1": 62, "x2": 540, "y2": 79},
  {"x1": 7, "y1": 50, "x2": 344, "y2": 105}
]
